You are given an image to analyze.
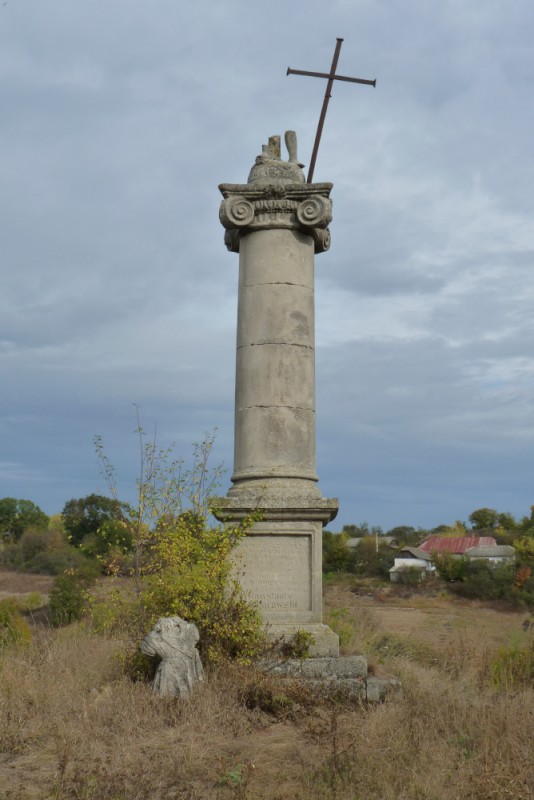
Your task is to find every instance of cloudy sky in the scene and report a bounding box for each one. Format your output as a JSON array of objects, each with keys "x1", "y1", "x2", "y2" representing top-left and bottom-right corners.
[{"x1": 1, "y1": 0, "x2": 533, "y2": 531}]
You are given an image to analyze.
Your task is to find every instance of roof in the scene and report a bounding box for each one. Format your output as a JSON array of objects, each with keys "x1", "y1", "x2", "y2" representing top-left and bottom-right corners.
[
  {"x1": 419, "y1": 536, "x2": 497, "y2": 555},
  {"x1": 397, "y1": 546, "x2": 433, "y2": 561},
  {"x1": 464, "y1": 545, "x2": 516, "y2": 558},
  {"x1": 346, "y1": 536, "x2": 398, "y2": 548},
  {"x1": 382, "y1": 536, "x2": 399, "y2": 547}
]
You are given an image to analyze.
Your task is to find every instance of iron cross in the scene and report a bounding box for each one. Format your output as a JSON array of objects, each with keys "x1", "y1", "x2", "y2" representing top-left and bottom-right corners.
[{"x1": 287, "y1": 38, "x2": 376, "y2": 183}]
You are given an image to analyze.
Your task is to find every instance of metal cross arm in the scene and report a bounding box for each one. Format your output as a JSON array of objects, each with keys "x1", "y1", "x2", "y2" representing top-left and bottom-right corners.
[
  {"x1": 287, "y1": 68, "x2": 376, "y2": 88},
  {"x1": 287, "y1": 38, "x2": 376, "y2": 183}
]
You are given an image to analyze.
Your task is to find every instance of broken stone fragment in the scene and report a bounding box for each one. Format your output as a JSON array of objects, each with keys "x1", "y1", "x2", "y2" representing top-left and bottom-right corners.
[{"x1": 141, "y1": 616, "x2": 204, "y2": 698}]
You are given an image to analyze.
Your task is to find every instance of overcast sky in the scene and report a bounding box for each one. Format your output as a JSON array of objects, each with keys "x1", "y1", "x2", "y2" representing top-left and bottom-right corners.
[{"x1": 1, "y1": 0, "x2": 533, "y2": 531}]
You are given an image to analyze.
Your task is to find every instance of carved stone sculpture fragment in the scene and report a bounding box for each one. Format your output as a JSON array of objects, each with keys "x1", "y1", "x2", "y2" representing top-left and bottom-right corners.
[{"x1": 141, "y1": 616, "x2": 204, "y2": 698}]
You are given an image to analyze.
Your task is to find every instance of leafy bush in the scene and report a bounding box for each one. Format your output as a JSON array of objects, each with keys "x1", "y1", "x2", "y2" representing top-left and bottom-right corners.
[
  {"x1": 434, "y1": 551, "x2": 534, "y2": 607},
  {"x1": 0, "y1": 542, "x2": 24, "y2": 569},
  {"x1": 322, "y1": 531, "x2": 353, "y2": 573},
  {"x1": 92, "y1": 422, "x2": 266, "y2": 666},
  {"x1": 25, "y1": 545, "x2": 99, "y2": 576},
  {"x1": 395, "y1": 565, "x2": 425, "y2": 585},
  {"x1": 276, "y1": 630, "x2": 315, "y2": 659},
  {"x1": 103, "y1": 511, "x2": 265, "y2": 664},
  {"x1": 446, "y1": 561, "x2": 516, "y2": 602},
  {"x1": 432, "y1": 554, "x2": 470, "y2": 582},
  {"x1": 0, "y1": 599, "x2": 31, "y2": 648},
  {"x1": 0, "y1": 523, "x2": 98, "y2": 576},
  {"x1": 352, "y1": 537, "x2": 394, "y2": 579},
  {"x1": 19, "y1": 528, "x2": 52, "y2": 562},
  {"x1": 49, "y1": 570, "x2": 96, "y2": 626}
]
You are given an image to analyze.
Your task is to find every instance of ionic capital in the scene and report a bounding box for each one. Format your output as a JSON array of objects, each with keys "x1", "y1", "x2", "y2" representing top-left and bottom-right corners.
[{"x1": 218, "y1": 183, "x2": 333, "y2": 254}]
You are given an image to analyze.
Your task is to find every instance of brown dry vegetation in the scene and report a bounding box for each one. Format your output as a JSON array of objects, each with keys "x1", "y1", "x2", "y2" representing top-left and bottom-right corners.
[
  {"x1": 1, "y1": 577, "x2": 534, "y2": 799},
  {"x1": 0, "y1": 569, "x2": 54, "y2": 601},
  {"x1": 324, "y1": 579, "x2": 534, "y2": 659}
]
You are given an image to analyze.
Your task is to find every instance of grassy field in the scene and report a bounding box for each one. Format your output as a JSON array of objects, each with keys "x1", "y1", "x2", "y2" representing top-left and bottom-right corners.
[{"x1": 1, "y1": 570, "x2": 533, "y2": 799}]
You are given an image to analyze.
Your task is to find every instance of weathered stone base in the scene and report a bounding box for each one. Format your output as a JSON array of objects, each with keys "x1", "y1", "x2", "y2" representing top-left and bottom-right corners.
[
  {"x1": 258, "y1": 655, "x2": 400, "y2": 702},
  {"x1": 267, "y1": 623, "x2": 340, "y2": 658},
  {"x1": 260, "y1": 655, "x2": 368, "y2": 678},
  {"x1": 213, "y1": 494, "x2": 338, "y2": 628}
]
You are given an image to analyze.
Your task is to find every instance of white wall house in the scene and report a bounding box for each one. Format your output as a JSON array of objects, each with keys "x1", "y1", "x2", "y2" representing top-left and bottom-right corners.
[{"x1": 389, "y1": 547, "x2": 435, "y2": 582}]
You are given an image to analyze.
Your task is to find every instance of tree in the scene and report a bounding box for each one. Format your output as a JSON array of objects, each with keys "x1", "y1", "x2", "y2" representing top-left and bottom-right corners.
[
  {"x1": 387, "y1": 526, "x2": 416, "y2": 539},
  {"x1": 0, "y1": 497, "x2": 49, "y2": 542},
  {"x1": 497, "y1": 512, "x2": 518, "y2": 532},
  {"x1": 352, "y1": 536, "x2": 394, "y2": 579},
  {"x1": 469, "y1": 508, "x2": 499, "y2": 530},
  {"x1": 61, "y1": 494, "x2": 128, "y2": 547},
  {"x1": 322, "y1": 531, "x2": 353, "y2": 573},
  {"x1": 386, "y1": 526, "x2": 424, "y2": 546},
  {"x1": 342, "y1": 524, "x2": 363, "y2": 537}
]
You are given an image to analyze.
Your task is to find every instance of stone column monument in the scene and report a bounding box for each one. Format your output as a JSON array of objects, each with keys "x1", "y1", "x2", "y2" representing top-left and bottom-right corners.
[{"x1": 215, "y1": 132, "x2": 339, "y2": 657}]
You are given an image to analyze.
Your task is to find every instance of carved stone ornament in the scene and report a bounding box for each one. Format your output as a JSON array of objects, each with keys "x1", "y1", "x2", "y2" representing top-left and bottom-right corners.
[
  {"x1": 140, "y1": 616, "x2": 204, "y2": 698},
  {"x1": 219, "y1": 132, "x2": 333, "y2": 254}
]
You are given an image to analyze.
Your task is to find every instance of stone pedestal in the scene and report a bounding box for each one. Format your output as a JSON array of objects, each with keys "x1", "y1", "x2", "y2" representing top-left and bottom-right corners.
[
  {"x1": 215, "y1": 134, "x2": 339, "y2": 656},
  {"x1": 215, "y1": 497, "x2": 339, "y2": 656}
]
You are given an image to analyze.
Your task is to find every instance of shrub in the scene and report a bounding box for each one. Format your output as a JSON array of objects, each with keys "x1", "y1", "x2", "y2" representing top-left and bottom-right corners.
[
  {"x1": 322, "y1": 531, "x2": 353, "y2": 573},
  {"x1": 447, "y1": 561, "x2": 515, "y2": 602},
  {"x1": 120, "y1": 511, "x2": 265, "y2": 663},
  {"x1": 0, "y1": 542, "x2": 24, "y2": 568},
  {"x1": 30, "y1": 545, "x2": 99, "y2": 576},
  {"x1": 0, "y1": 599, "x2": 31, "y2": 648},
  {"x1": 276, "y1": 630, "x2": 315, "y2": 660},
  {"x1": 92, "y1": 422, "x2": 266, "y2": 666},
  {"x1": 0, "y1": 523, "x2": 97, "y2": 576},
  {"x1": 433, "y1": 553, "x2": 470, "y2": 582},
  {"x1": 352, "y1": 537, "x2": 394, "y2": 579},
  {"x1": 49, "y1": 570, "x2": 96, "y2": 626},
  {"x1": 19, "y1": 528, "x2": 51, "y2": 562},
  {"x1": 394, "y1": 565, "x2": 426, "y2": 585}
]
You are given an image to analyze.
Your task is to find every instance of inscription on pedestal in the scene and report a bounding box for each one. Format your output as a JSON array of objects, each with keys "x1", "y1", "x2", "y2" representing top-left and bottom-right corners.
[{"x1": 233, "y1": 535, "x2": 311, "y2": 612}]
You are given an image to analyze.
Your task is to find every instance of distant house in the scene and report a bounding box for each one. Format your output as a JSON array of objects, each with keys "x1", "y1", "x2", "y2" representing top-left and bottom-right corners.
[
  {"x1": 346, "y1": 538, "x2": 363, "y2": 549},
  {"x1": 347, "y1": 536, "x2": 399, "y2": 550},
  {"x1": 419, "y1": 536, "x2": 497, "y2": 556},
  {"x1": 418, "y1": 535, "x2": 516, "y2": 566},
  {"x1": 463, "y1": 545, "x2": 516, "y2": 564},
  {"x1": 389, "y1": 546, "x2": 434, "y2": 582},
  {"x1": 382, "y1": 536, "x2": 400, "y2": 549}
]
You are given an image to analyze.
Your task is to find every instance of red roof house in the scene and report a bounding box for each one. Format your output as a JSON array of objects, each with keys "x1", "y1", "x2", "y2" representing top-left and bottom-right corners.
[{"x1": 419, "y1": 536, "x2": 497, "y2": 555}]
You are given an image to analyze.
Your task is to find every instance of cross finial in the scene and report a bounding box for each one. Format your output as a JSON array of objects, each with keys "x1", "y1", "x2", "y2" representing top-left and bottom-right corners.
[{"x1": 287, "y1": 38, "x2": 376, "y2": 182}]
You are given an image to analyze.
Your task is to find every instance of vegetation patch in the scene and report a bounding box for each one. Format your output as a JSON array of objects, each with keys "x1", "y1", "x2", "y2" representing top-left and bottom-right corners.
[{"x1": 0, "y1": 598, "x2": 31, "y2": 649}]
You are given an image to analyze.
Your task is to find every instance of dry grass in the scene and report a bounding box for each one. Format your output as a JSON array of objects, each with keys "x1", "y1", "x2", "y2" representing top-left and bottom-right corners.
[
  {"x1": 1, "y1": 584, "x2": 534, "y2": 799},
  {"x1": 0, "y1": 569, "x2": 54, "y2": 601}
]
